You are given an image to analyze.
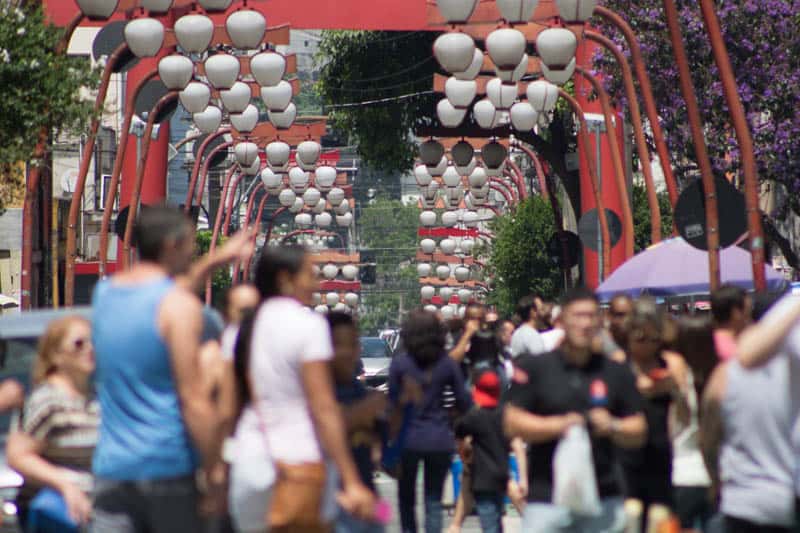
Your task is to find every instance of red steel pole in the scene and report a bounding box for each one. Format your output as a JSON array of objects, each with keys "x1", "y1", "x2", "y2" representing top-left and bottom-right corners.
[
  {"x1": 206, "y1": 164, "x2": 240, "y2": 304},
  {"x1": 195, "y1": 141, "x2": 235, "y2": 208},
  {"x1": 223, "y1": 171, "x2": 247, "y2": 236},
  {"x1": 184, "y1": 128, "x2": 232, "y2": 212},
  {"x1": 505, "y1": 158, "x2": 529, "y2": 200},
  {"x1": 233, "y1": 182, "x2": 265, "y2": 281}
]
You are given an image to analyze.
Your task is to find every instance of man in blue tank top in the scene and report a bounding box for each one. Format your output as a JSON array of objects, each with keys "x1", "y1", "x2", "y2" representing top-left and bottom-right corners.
[{"x1": 91, "y1": 205, "x2": 251, "y2": 532}]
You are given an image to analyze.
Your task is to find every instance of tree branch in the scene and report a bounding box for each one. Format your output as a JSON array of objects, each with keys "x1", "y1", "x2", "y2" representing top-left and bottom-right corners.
[{"x1": 761, "y1": 214, "x2": 799, "y2": 271}]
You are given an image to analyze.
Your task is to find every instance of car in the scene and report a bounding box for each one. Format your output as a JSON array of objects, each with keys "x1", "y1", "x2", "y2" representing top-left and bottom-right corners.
[{"x1": 359, "y1": 337, "x2": 393, "y2": 391}]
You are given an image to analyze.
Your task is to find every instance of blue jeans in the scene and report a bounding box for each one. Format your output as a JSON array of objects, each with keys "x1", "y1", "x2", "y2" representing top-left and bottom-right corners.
[
  {"x1": 398, "y1": 451, "x2": 451, "y2": 533},
  {"x1": 522, "y1": 497, "x2": 626, "y2": 533},
  {"x1": 474, "y1": 492, "x2": 504, "y2": 533}
]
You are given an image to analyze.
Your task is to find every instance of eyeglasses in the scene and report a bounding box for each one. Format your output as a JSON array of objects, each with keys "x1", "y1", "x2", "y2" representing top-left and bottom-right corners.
[{"x1": 61, "y1": 338, "x2": 92, "y2": 354}]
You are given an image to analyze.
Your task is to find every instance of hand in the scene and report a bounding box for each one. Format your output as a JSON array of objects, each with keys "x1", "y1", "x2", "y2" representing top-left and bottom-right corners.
[
  {"x1": 507, "y1": 480, "x2": 527, "y2": 513},
  {"x1": 399, "y1": 377, "x2": 423, "y2": 406},
  {"x1": 59, "y1": 482, "x2": 92, "y2": 525},
  {"x1": 198, "y1": 462, "x2": 228, "y2": 516},
  {"x1": 559, "y1": 412, "x2": 585, "y2": 435},
  {"x1": 588, "y1": 408, "x2": 614, "y2": 438},
  {"x1": 214, "y1": 227, "x2": 255, "y2": 264},
  {"x1": 337, "y1": 481, "x2": 376, "y2": 521},
  {"x1": 0, "y1": 379, "x2": 24, "y2": 412},
  {"x1": 457, "y1": 436, "x2": 473, "y2": 464},
  {"x1": 463, "y1": 319, "x2": 481, "y2": 338}
]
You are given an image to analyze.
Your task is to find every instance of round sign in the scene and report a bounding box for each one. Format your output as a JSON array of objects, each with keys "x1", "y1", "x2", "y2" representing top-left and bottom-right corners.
[
  {"x1": 92, "y1": 21, "x2": 140, "y2": 74},
  {"x1": 546, "y1": 230, "x2": 581, "y2": 269},
  {"x1": 577, "y1": 208, "x2": 623, "y2": 252},
  {"x1": 674, "y1": 176, "x2": 746, "y2": 251},
  {"x1": 193, "y1": 133, "x2": 229, "y2": 168},
  {"x1": 134, "y1": 80, "x2": 178, "y2": 124}
]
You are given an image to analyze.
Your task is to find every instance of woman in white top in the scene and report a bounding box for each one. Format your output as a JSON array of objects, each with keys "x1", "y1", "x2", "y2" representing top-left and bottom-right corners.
[{"x1": 225, "y1": 246, "x2": 374, "y2": 533}]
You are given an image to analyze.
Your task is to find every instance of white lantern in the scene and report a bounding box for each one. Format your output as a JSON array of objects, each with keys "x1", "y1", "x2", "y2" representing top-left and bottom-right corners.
[
  {"x1": 250, "y1": 52, "x2": 287, "y2": 87},
  {"x1": 437, "y1": 0, "x2": 479, "y2": 23},
  {"x1": 486, "y1": 162, "x2": 507, "y2": 177},
  {"x1": 322, "y1": 264, "x2": 339, "y2": 280},
  {"x1": 315, "y1": 212, "x2": 332, "y2": 228},
  {"x1": 420, "y1": 211, "x2": 437, "y2": 227},
  {"x1": 314, "y1": 305, "x2": 329, "y2": 314},
  {"x1": 335, "y1": 201, "x2": 351, "y2": 216},
  {"x1": 220, "y1": 82, "x2": 251, "y2": 114},
  {"x1": 243, "y1": 157, "x2": 262, "y2": 176},
  {"x1": 455, "y1": 266, "x2": 471, "y2": 282},
  {"x1": 472, "y1": 182, "x2": 490, "y2": 198},
  {"x1": 537, "y1": 28, "x2": 578, "y2": 69},
  {"x1": 445, "y1": 77, "x2": 477, "y2": 109},
  {"x1": 527, "y1": 80, "x2": 560, "y2": 112},
  {"x1": 437, "y1": 99, "x2": 467, "y2": 128},
  {"x1": 77, "y1": 0, "x2": 119, "y2": 20},
  {"x1": 440, "y1": 287, "x2": 454, "y2": 302},
  {"x1": 428, "y1": 156, "x2": 449, "y2": 177},
  {"x1": 481, "y1": 141, "x2": 508, "y2": 169},
  {"x1": 289, "y1": 167, "x2": 310, "y2": 194},
  {"x1": 336, "y1": 212, "x2": 353, "y2": 227},
  {"x1": 440, "y1": 238, "x2": 457, "y2": 255},
  {"x1": 226, "y1": 9, "x2": 267, "y2": 50},
  {"x1": 142, "y1": 0, "x2": 172, "y2": 13},
  {"x1": 468, "y1": 167, "x2": 489, "y2": 188},
  {"x1": 289, "y1": 197, "x2": 305, "y2": 214},
  {"x1": 313, "y1": 198, "x2": 327, "y2": 214},
  {"x1": 450, "y1": 140, "x2": 474, "y2": 167},
  {"x1": 442, "y1": 211, "x2": 458, "y2": 227},
  {"x1": 333, "y1": 303, "x2": 350, "y2": 313},
  {"x1": 344, "y1": 293, "x2": 359, "y2": 308},
  {"x1": 436, "y1": 265, "x2": 451, "y2": 280},
  {"x1": 473, "y1": 99, "x2": 500, "y2": 129},
  {"x1": 266, "y1": 142, "x2": 291, "y2": 167},
  {"x1": 260, "y1": 80, "x2": 293, "y2": 112},
  {"x1": 419, "y1": 140, "x2": 445, "y2": 167},
  {"x1": 441, "y1": 305, "x2": 456, "y2": 320},
  {"x1": 433, "y1": 32, "x2": 476, "y2": 73},
  {"x1": 192, "y1": 106, "x2": 223, "y2": 134},
  {"x1": 458, "y1": 289, "x2": 473, "y2": 303},
  {"x1": 230, "y1": 104, "x2": 259, "y2": 133},
  {"x1": 278, "y1": 189, "x2": 296, "y2": 207},
  {"x1": 179, "y1": 82, "x2": 211, "y2": 114},
  {"x1": 510, "y1": 102, "x2": 538, "y2": 131},
  {"x1": 420, "y1": 239, "x2": 437, "y2": 255},
  {"x1": 486, "y1": 78, "x2": 518, "y2": 111},
  {"x1": 453, "y1": 49, "x2": 484, "y2": 81},
  {"x1": 421, "y1": 286, "x2": 436, "y2": 301},
  {"x1": 294, "y1": 213, "x2": 312, "y2": 228},
  {"x1": 314, "y1": 166, "x2": 337, "y2": 192},
  {"x1": 174, "y1": 14, "x2": 214, "y2": 54},
  {"x1": 461, "y1": 238, "x2": 476, "y2": 253},
  {"x1": 414, "y1": 165, "x2": 434, "y2": 187},
  {"x1": 442, "y1": 166, "x2": 462, "y2": 188},
  {"x1": 541, "y1": 57, "x2": 576, "y2": 86},
  {"x1": 303, "y1": 188, "x2": 321, "y2": 207},
  {"x1": 342, "y1": 265, "x2": 359, "y2": 281},
  {"x1": 297, "y1": 141, "x2": 322, "y2": 170},
  {"x1": 326, "y1": 292, "x2": 340, "y2": 306},
  {"x1": 268, "y1": 103, "x2": 297, "y2": 129},
  {"x1": 124, "y1": 18, "x2": 164, "y2": 58},
  {"x1": 463, "y1": 210, "x2": 480, "y2": 227},
  {"x1": 234, "y1": 142, "x2": 259, "y2": 167},
  {"x1": 425, "y1": 304, "x2": 440, "y2": 313},
  {"x1": 420, "y1": 182, "x2": 439, "y2": 201},
  {"x1": 199, "y1": 0, "x2": 232, "y2": 10},
  {"x1": 312, "y1": 292, "x2": 322, "y2": 306},
  {"x1": 497, "y1": 53, "x2": 528, "y2": 83},
  {"x1": 327, "y1": 188, "x2": 345, "y2": 207},
  {"x1": 204, "y1": 53, "x2": 240, "y2": 90},
  {"x1": 158, "y1": 55, "x2": 193, "y2": 90},
  {"x1": 455, "y1": 157, "x2": 477, "y2": 176},
  {"x1": 555, "y1": 0, "x2": 598, "y2": 23},
  {"x1": 261, "y1": 168, "x2": 283, "y2": 194},
  {"x1": 496, "y1": 0, "x2": 540, "y2": 23},
  {"x1": 417, "y1": 263, "x2": 432, "y2": 278},
  {"x1": 486, "y1": 28, "x2": 526, "y2": 71}
]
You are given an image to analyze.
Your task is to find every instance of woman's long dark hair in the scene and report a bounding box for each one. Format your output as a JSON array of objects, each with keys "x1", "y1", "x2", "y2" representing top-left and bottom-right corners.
[
  {"x1": 401, "y1": 309, "x2": 446, "y2": 369},
  {"x1": 675, "y1": 316, "x2": 718, "y2": 400},
  {"x1": 234, "y1": 245, "x2": 307, "y2": 406}
]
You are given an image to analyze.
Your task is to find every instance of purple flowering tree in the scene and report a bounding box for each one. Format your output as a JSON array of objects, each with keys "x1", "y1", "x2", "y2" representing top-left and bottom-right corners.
[{"x1": 596, "y1": 0, "x2": 800, "y2": 266}]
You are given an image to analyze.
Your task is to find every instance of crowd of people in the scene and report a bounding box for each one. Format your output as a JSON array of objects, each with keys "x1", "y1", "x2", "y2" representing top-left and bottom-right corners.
[{"x1": 3, "y1": 204, "x2": 800, "y2": 533}]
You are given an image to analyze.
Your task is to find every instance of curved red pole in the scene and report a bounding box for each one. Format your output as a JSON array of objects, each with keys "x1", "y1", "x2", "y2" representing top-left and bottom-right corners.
[
  {"x1": 505, "y1": 158, "x2": 529, "y2": 200},
  {"x1": 184, "y1": 128, "x2": 232, "y2": 212},
  {"x1": 491, "y1": 176, "x2": 517, "y2": 204},
  {"x1": 587, "y1": 30, "x2": 662, "y2": 244},
  {"x1": 233, "y1": 182, "x2": 265, "y2": 281},
  {"x1": 174, "y1": 132, "x2": 204, "y2": 151},
  {"x1": 205, "y1": 164, "x2": 240, "y2": 304},
  {"x1": 594, "y1": 6, "x2": 679, "y2": 208},
  {"x1": 99, "y1": 68, "x2": 159, "y2": 278},
  {"x1": 489, "y1": 183, "x2": 514, "y2": 208},
  {"x1": 576, "y1": 66, "x2": 635, "y2": 259},
  {"x1": 238, "y1": 195, "x2": 271, "y2": 282},
  {"x1": 511, "y1": 142, "x2": 549, "y2": 202},
  {"x1": 195, "y1": 141, "x2": 234, "y2": 209},
  {"x1": 121, "y1": 92, "x2": 179, "y2": 269},
  {"x1": 223, "y1": 171, "x2": 248, "y2": 236}
]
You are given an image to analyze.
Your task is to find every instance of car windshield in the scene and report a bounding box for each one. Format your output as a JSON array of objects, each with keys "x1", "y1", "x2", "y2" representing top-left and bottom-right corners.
[{"x1": 360, "y1": 338, "x2": 391, "y2": 359}]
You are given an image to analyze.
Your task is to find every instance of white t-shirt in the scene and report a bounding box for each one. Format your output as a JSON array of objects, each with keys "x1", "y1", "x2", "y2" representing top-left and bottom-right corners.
[
  {"x1": 220, "y1": 324, "x2": 238, "y2": 361},
  {"x1": 510, "y1": 323, "x2": 546, "y2": 358},
  {"x1": 540, "y1": 328, "x2": 565, "y2": 352}
]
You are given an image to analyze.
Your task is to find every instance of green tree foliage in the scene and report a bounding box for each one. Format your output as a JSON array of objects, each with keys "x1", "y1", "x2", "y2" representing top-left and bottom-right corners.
[
  {"x1": 486, "y1": 196, "x2": 561, "y2": 315},
  {"x1": 0, "y1": 3, "x2": 99, "y2": 211},
  {"x1": 316, "y1": 31, "x2": 438, "y2": 173},
  {"x1": 631, "y1": 183, "x2": 674, "y2": 253},
  {"x1": 195, "y1": 230, "x2": 231, "y2": 308}
]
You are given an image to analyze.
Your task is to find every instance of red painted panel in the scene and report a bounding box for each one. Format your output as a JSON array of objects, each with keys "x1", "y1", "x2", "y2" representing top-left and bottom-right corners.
[{"x1": 418, "y1": 228, "x2": 480, "y2": 238}]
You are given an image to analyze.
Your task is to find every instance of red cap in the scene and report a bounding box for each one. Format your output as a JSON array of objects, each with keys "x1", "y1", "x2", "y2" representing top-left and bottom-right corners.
[{"x1": 473, "y1": 370, "x2": 501, "y2": 408}]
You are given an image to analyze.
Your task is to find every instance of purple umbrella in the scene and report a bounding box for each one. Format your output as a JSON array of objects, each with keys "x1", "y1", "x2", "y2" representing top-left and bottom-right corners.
[{"x1": 596, "y1": 237, "x2": 786, "y2": 300}]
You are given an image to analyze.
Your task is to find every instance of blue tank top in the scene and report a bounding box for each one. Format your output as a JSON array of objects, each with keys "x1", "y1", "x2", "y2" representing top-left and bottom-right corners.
[{"x1": 91, "y1": 277, "x2": 198, "y2": 480}]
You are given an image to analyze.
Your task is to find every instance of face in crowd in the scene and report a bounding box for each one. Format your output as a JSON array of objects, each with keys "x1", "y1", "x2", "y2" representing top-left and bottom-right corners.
[
  {"x1": 561, "y1": 297, "x2": 602, "y2": 352},
  {"x1": 609, "y1": 295, "x2": 634, "y2": 345},
  {"x1": 330, "y1": 320, "x2": 361, "y2": 384}
]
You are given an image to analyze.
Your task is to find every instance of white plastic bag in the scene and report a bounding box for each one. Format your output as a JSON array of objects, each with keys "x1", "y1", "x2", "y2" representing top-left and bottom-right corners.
[{"x1": 552, "y1": 425, "x2": 602, "y2": 516}]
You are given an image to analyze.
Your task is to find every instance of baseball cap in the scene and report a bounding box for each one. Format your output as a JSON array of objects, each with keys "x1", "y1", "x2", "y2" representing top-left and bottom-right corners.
[{"x1": 472, "y1": 370, "x2": 501, "y2": 408}]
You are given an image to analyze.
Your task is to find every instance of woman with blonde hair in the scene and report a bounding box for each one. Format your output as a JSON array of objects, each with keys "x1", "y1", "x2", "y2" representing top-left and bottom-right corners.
[{"x1": 7, "y1": 315, "x2": 99, "y2": 532}]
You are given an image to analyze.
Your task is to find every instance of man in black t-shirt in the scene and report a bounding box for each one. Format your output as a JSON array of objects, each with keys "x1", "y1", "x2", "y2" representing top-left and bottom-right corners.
[{"x1": 504, "y1": 288, "x2": 646, "y2": 533}]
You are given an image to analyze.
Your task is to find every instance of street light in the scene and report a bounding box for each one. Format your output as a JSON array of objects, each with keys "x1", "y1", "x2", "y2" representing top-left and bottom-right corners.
[
  {"x1": 174, "y1": 13, "x2": 214, "y2": 54},
  {"x1": 251, "y1": 52, "x2": 287, "y2": 87},
  {"x1": 124, "y1": 17, "x2": 164, "y2": 58},
  {"x1": 179, "y1": 81, "x2": 211, "y2": 113},
  {"x1": 204, "y1": 53, "x2": 240, "y2": 90},
  {"x1": 486, "y1": 78, "x2": 517, "y2": 110},
  {"x1": 436, "y1": 0, "x2": 479, "y2": 24},
  {"x1": 437, "y1": 99, "x2": 467, "y2": 127},
  {"x1": 193, "y1": 106, "x2": 223, "y2": 134},
  {"x1": 555, "y1": 0, "x2": 598, "y2": 23},
  {"x1": 433, "y1": 32, "x2": 477, "y2": 73},
  {"x1": 76, "y1": 0, "x2": 119, "y2": 20},
  {"x1": 158, "y1": 55, "x2": 194, "y2": 90},
  {"x1": 220, "y1": 81, "x2": 252, "y2": 113},
  {"x1": 230, "y1": 104, "x2": 259, "y2": 133},
  {"x1": 496, "y1": 0, "x2": 539, "y2": 24},
  {"x1": 234, "y1": 142, "x2": 259, "y2": 167},
  {"x1": 486, "y1": 28, "x2": 526, "y2": 71},
  {"x1": 268, "y1": 103, "x2": 297, "y2": 129},
  {"x1": 510, "y1": 101, "x2": 538, "y2": 131},
  {"x1": 226, "y1": 8, "x2": 267, "y2": 50}
]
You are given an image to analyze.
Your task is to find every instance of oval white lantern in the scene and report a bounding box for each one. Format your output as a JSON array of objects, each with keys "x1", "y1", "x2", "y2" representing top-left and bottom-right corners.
[
  {"x1": 344, "y1": 293, "x2": 359, "y2": 308},
  {"x1": 335, "y1": 201, "x2": 351, "y2": 216},
  {"x1": 312, "y1": 292, "x2": 322, "y2": 306},
  {"x1": 158, "y1": 55, "x2": 193, "y2": 90},
  {"x1": 473, "y1": 99, "x2": 500, "y2": 129},
  {"x1": 510, "y1": 101, "x2": 538, "y2": 131},
  {"x1": 486, "y1": 28, "x2": 526, "y2": 71},
  {"x1": 437, "y1": 99, "x2": 467, "y2": 128},
  {"x1": 442, "y1": 166, "x2": 462, "y2": 188},
  {"x1": 420, "y1": 239, "x2": 437, "y2": 255},
  {"x1": 445, "y1": 77, "x2": 477, "y2": 109},
  {"x1": 541, "y1": 57, "x2": 576, "y2": 86},
  {"x1": 266, "y1": 141, "x2": 291, "y2": 167},
  {"x1": 77, "y1": 0, "x2": 119, "y2": 20},
  {"x1": 322, "y1": 263, "x2": 338, "y2": 280},
  {"x1": 204, "y1": 53, "x2": 240, "y2": 90},
  {"x1": 268, "y1": 103, "x2": 297, "y2": 129},
  {"x1": 455, "y1": 157, "x2": 477, "y2": 176},
  {"x1": 458, "y1": 289, "x2": 473, "y2": 303},
  {"x1": 442, "y1": 211, "x2": 458, "y2": 227},
  {"x1": 315, "y1": 212, "x2": 333, "y2": 228},
  {"x1": 230, "y1": 104, "x2": 259, "y2": 133},
  {"x1": 468, "y1": 167, "x2": 489, "y2": 188},
  {"x1": 436, "y1": 265, "x2": 451, "y2": 280},
  {"x1": 441, "y1": 305, "x2": 456, "y2": 320},
  {"x1": 419, "y1": 140, "x2": 445, "y2": 167},
  {"x1": 220, "y1": 81, "x2": 251, "y2": 114},
  {"x1": 260, "y1": 81, "x2": 293, "y2": 112},
  {"x1": 250, "y1": 52, "x2": 287, "y2": 87},
  {"x1": 420, "y1": 211, "x2": 437, "y2": 227},
  {"x1": 261, "y1": 168, "x2": 283, "y2": 194},
  {"x1": 461, "y1": 238, "x2": 476, "y2": 253},
  {"x1": 312, "y1": 198, "x2": 327, "y2": 214},
  {"x1": 141, "y1": 0, "x2": 172, "y2": 12},
  {"x1": 179, "y1": 82, "x2": 211, "y2": 113},
  {"x1": 226, "y1": 9, "x2": 266, "y2": 50},
  {"x1": 440, "y1": 287, "x2": 454, "y2": 302},
  {"x1": 421, "y1": 286, "x2": 436, "y2": 301},
  {"x1": 420, "y1": 182, "x2": 440, "y2": 201},
  {"x1": 314, "y1": 305, "x2": 329, "y2": 314},
  {"x1": 124, "y1": 18, "x2": 164, "y2": 58},
  {"x1": 496, "y1": 0, "x2": 540, "y2": 23},
  {"x1": 437, "y1": 0, "x2": 479, "y2": 23},
  {"x1": 326, "y1": 292, "x2": 340, "y2": 306},
  {"x1": 289, "y1": 197, "x2": 305, "y2": 214},
  {"x1": 243, "y1": 157, "x2": 262, "y2": 176},
  {"x1": 481, "y1": 141, "x2": 508, "y2": 169},
  {"x1": 414, "y1": 165, "x2": 434, "y2": 187},
  {"x1": 199, "y1": 0, "x2": 232, "y2": 11},
  {"x1": 327, "y1": 187, "x2": 345, "y2": 207},
  {"x1": 455, "y1": 266, "x2": 470, "y2": 282},
  {"x1": 527, "y1": 80, "x2": 560, "y2": 112},
  {"x1": 336, "y1": 212, "x2": 353, "y2": 227},
  {"x1": 174, "y1": 14, "x2": 214, "y2": 54},
  {"x1": 234, "y1": 142, "x2": 259, "y2": 167},
  {"x1": 433, "y1": 32, "x2": 476, "y2": 73},
  {"x1": 428, "y1": 156, "x2": 449, "y2": 177},
  {"x1": 314, "y1": 166, "x2": 337, "y2": 192},
  {"x1": 537, "y1": 28, "x2": 578, "y2": 69},
  {"x1": 333, "y1": 303, "x2": 350, "y2": 313},
  {"x1": 297, "y1": 141, "x2": 322, "y2": 169},
  {"x1": 425, "y1": 305, "x2": 440, "y2": 313},
  {"x1": 463, "y1": 210, "x2": 479, "y2": 227},
  {"x1": 278, "y1": 189, "x2": 296, "y2": 207},
  {"x1": 192, "y1": 106, "x2": 222, "y2": 134},
  {"x1": 450, "y1": 140, "x2": 474, "y2": 167},
  {"x1": 453, "y1": 48, "x2": 484, "y2": 81},
  {"x1": 440, "y1": 238, "x2": 457, "y2": 255},
  {"x1": 486, "y1": 78, "x2": 518, "y2": 111},
  {"x1": 289, "y1": 167, "x2": 310, "y2": 194},
  {"x1": 303, "y1": 187, "x2": 321, "y2": 207},
  {"x1": 294, "y1": 213, "x2": 312, "y2": 228},
  {"x1": 417, "y1": 263, "x2": 432, "y2": 278},
  {"x1": 472, "y1": 184, "x2": 490, "y2": 199},
  {"x1": 556, "y1": 0, "x2": 598, "y2": 23},
  {"x1": 342, "y1": 265, "x2": 359, "y2": 281},
  {"x1": 498, "y1": 53, "x2": 528, "y2": 83}
]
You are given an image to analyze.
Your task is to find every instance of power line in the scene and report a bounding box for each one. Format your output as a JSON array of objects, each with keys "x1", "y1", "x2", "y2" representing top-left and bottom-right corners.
[
  {"x1": 326, "y1": 91, "x2": 435, "y2": 109},
  {"x1": 339, "y1": 56, "x2": 435, "y2": 84},
  {"x1": 321, "y1": 74, "x2": 434, "y2": 94}
]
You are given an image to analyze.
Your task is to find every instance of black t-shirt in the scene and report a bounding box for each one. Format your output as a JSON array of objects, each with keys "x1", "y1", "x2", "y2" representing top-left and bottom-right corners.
[
  {"x1": 454, "y1": 407, "x2": 510, "y2": 494},
  {"x1": 505, "y1": 351, "x2": 644, "y2": 502}
]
